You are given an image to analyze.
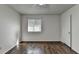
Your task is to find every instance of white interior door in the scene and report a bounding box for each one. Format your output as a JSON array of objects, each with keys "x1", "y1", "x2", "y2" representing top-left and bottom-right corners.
[
  {"x1": 66, "y1": 14, "x2": 72, "y2": 47},
  {"x1": 70, "y1": 15, "x2": 72, "y2": 48},
  {"x1": 66, "y1": 15, "x2": 71, "y2": 47}
]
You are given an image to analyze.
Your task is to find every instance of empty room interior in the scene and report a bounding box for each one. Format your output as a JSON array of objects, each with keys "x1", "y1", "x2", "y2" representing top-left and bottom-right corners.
[{"x1": 0, "y1": 4, "x2": 79, "y2": 54}]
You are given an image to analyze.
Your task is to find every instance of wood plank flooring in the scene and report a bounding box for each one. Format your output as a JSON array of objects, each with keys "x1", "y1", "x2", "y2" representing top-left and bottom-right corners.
[{"x1": 6, "y1": 42, "x2": 77, "y2": 54}]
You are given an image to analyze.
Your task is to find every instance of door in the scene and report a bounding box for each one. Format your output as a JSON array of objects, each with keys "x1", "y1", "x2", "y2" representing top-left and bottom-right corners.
[{"x1": 70, "y1": 15, "x2": 72, "y2": 48}]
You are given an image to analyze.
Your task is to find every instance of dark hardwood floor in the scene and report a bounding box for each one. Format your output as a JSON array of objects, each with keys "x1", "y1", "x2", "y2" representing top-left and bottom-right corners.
[{"x1": 6, "y1": 42, "x2": 77, "y2": 54}]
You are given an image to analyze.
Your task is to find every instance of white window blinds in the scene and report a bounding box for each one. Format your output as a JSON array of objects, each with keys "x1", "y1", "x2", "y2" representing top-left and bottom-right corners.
[{"x1": 28, "y1": 19, "x2": 41, "y2": 32}]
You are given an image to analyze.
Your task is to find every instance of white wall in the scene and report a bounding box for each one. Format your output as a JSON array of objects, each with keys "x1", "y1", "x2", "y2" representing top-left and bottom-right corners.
[
  {"x1": 0, "y1": 5, "x2": 20, "y2": 54},
  {"x1": 61, "y1": 5, "x2": 79, "y2": 53},
  {"x1": 22, "y1": 15, "x2": 60, "y2": 41}
]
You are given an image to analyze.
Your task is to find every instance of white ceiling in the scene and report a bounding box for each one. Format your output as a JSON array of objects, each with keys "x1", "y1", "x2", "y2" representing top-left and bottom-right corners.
[{"x1": 9, "y1": 4, "x2": 74, "y2": 14}]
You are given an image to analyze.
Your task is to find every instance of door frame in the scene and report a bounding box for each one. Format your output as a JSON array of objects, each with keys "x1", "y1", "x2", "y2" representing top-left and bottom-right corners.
[{"x1": 70, "y1": 14, "x2": 72, "y2": 48}]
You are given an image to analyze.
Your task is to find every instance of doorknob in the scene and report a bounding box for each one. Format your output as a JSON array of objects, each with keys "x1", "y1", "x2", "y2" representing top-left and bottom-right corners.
[{"x1": 68, "y1": 32, "x2": 70, "y2": 34}]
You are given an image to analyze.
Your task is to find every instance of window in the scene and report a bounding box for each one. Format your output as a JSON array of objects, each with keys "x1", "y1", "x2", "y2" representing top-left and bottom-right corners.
[{"x1": 28, "y1": 19, "x2": 41, "y2": 32}]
